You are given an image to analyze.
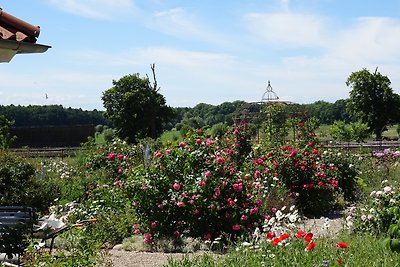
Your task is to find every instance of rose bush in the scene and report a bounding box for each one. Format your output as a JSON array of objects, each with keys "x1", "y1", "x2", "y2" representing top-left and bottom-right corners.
[
  {"x1": 254, "y1": 119, "x2": 359, "y2": 214},
  {"x1": 126, "y1": 124, "x2": 264, "y2": 242}
]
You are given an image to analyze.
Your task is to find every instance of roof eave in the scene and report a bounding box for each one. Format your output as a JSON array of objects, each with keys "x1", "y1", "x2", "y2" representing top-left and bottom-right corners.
[{"x1": 0, "y1": 39, "x2": 51, "y2": 62}]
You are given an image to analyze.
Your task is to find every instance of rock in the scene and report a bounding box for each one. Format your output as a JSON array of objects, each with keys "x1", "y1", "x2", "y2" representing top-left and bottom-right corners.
[{"x1": 112, "y1": 244, "x2": 124, "y2": 250}]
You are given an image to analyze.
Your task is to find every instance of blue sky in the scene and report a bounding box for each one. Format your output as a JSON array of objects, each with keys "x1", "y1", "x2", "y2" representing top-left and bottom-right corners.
[{"x1": 1, "y1": 0, "x2": 400, "y2": 110}]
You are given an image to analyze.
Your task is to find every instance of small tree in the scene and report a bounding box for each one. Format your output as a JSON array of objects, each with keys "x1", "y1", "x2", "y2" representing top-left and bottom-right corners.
[
  {"x1": 329, "y1": 121, "x2": 352, "y2": 143},
  {"x1": 329, "y1": 120, "x2": 370, "y2": 142},
  {"x1": 346, "y1": 68, "x2": 400, "y2": 140},
  {"x1": 102, "y1": 65, "x2": 174, "y2": 143}
]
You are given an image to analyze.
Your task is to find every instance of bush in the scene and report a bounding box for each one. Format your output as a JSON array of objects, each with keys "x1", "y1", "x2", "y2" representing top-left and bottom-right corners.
[
  {"x1": 0, "y1": 150, "x2": 58, "y2": 212},
  {"x1": 70, "y1": 186, "x2": 136, "y2": 246},
  {"x1": 79, "y1": 137, "x2": 144, "y2": 181},
  {"x1": 254, "y1": 119, "x2": 359, "y2": 215},
  {"x1": 127, "y1": 123, "x2": 260, "y2": 242},
  {"x1": 349, "y1": 181, "x2": 400, "y2": 236}
]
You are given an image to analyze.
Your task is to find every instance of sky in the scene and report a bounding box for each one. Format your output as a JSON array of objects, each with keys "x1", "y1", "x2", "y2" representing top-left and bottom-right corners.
[{"x1": 1, "y1": 0, "x2": 400, "y2": 111}]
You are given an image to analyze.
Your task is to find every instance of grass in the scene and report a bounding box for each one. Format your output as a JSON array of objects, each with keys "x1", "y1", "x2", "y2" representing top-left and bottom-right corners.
[
  {"x1": 316, "y1": 124, "x2": 399, "y2": 141},
  {"x1": 160, "y1": 130, "x2": 182, "y2": 143},
  {"x1": 166, "y1": 234, "x2": 400, "y2": 266}
]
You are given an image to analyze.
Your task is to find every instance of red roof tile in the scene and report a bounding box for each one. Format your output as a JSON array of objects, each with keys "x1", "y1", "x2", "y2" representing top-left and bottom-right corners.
[
  {"x1": 0, "y1": 8, "x2": 50, "y2": 62},
  {"x1": 0, "y1": 8, "x2": 40, "y2": 43}
]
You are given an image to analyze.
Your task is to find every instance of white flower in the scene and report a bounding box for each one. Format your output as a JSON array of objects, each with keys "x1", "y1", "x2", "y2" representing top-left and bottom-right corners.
[
  {"x1": 375, "y1": 191, "x2": 383, "y2": 196},
  {"x1": 370, "y1": 191, "x2": 376, "y2": 196},
  {"x1": 361, "y1": 215, "x2": 367, "y2": 221},
  {"x1": 242, "y1": 242, "x2": 252, "y2": 247},
  {"x1": 288, "y1": 214, "x2": 298, "y2": 223},
  {"x1": 289, "y1": 205, "x2": 295, "y2": 211},
  {"x1": 275, "y1": 210, "x2": 283, "y2": 220},
  {"x1": 349, "y1": 206, "x2": 356, "y2": 213},
  {"x1": 383, "y1": 186, "x2": 392, "y2": 193},
  {"x1": 369, "y1": 208, "x2": 375, "y2": 213},
  {"x1": 281, "y1": 206, "x2": 286, "y2": 211}
]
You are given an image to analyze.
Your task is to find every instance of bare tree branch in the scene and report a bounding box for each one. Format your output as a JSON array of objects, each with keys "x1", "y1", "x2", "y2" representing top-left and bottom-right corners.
[{"x1": 150, "y1": 63, "x2": 159, "y2": 92}]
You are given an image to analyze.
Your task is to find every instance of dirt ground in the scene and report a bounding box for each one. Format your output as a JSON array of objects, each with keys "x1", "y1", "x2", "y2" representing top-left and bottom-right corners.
[{"x1": 100, "y1": 215, "x2": 346, "y2": 267}]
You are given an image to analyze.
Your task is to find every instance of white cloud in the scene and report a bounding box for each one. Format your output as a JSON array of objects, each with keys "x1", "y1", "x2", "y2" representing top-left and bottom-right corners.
[
  {"x1": 149, "y1": 7, "x2": 228, "y2": 46},
  {"x1": 330, "y1": 17, "x2": 400, "y2": 65},
  {"x1": 244, "y1": 11, "x2": 329, "y2": 48},
  {"x1": 46, "y1": 0, "x2": 137, "y2": 19}
]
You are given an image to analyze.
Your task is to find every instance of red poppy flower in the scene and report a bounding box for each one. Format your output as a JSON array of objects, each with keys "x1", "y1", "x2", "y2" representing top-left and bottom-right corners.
[
  {"x1": 279, "y1": 233, "x2": 290, "y2": 241},
  {"x1": 338, "y1": 260, "x2": 344, "y2": 264},
  {"x1": 304, "y1": 232, "x2": 313, "y2": 243},
  {"x1": 305, "y1": 241, "x2": 316, "y2": 251},
  {"x1": 272, "y1": 237, "x2": 281, "y2": 246},
  {"x1": 266, "y1": 232, "x2": 275, "y2": 240},
  {"x1": 295, "y1": 230, "x2": 306, "y2": 238},
  {"x1": 337, "y1": 242, "x2": 348, "y2": 249}
]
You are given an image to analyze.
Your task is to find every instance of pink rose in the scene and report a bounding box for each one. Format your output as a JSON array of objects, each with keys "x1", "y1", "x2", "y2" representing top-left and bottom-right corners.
[
  {"x1": 179, "y1": 142, "x2": 186, "y2": 148},
  {"x1": 173, "y1": 182, "x2": 181, "y2": 191},
  {"x1": 232, "y1": 224, "x2": 241, "y2": 231}
]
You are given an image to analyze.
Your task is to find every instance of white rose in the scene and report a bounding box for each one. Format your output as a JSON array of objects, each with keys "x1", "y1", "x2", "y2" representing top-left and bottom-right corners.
[{"x1": 383, "y1": 186, "x2": 392, "y2": 193}]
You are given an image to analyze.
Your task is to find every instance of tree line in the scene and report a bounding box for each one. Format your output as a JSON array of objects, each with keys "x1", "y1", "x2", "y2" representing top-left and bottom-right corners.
[
  {"x1": 1, "y1": 67, "x2": 399, "y2": 147},
  {"x1": 0, "y1": 105, "x2": 111, "y2": 127},
  {"x1": 0, "y1": 100, "x2": 354, "y2": 130}
]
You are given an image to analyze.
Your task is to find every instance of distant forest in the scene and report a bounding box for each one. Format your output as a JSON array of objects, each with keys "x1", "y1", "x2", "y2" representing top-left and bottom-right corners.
[
  {"x1": 0, "y1": 99, "x2": 351, "y2": 130},
  {"x1": 0, "y1": 105, "x2": 111, "y2": 127}
]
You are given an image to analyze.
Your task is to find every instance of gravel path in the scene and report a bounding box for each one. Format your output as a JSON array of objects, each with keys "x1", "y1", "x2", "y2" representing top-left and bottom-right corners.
[{"x1": 99, "y1": 215, "x2": 346, "y2": 267}]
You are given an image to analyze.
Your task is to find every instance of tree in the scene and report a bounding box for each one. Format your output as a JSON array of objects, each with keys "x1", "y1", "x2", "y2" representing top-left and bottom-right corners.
[
  {"x1": 346, "y1": 68, "x2": 400, "y2": 140},
  {"x1": 102, "y1": 67, "x2": 173, "y2": 143},
  {"x1": 0, "y1": 115, "x2": 15, "y2": 149}
]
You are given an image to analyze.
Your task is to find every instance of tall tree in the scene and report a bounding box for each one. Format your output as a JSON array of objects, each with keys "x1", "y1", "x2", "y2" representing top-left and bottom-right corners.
[
  {"x1": 102, "y1": 69, "x2": 173, "y2": 143},
  {"x1": 346, "y1": 68, "x2": 400, "y2": 140}
]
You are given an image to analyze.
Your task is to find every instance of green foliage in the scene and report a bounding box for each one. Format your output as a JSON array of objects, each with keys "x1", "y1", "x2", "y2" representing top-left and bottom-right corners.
[
  {"x1": 329, "y1": 121, "x2": 352, "y2": 142},
  {"x1": 166, "y1": 234, "x2": 400, "y2": 267},
  {"x1": 179, "y1": 124, "x2": 193, "y2": 138},
  {"x1": 0, "y1": 151, "x2": 58, "y2": 212},
  {"x1": 102, "y1": 128, "x2": 116, "y2": 143},
  {"x1": 70, "y1": 186, "x2": 136, "y2": 246},
  {"x1": 79, "y1": 137, "x2": 144, "y2": 181},
  {"x1": 350, "y1": 181, "x2": 400, "y2": 236},
  {"x1": 102, "y1": 73, "x2": 174, "y2": 143},
  {"x1": 23, "y1": 227, "x2": 102, "y2": 267},
  {"x1": 0, "y1": 115, "x2": 15, "y2": 149},
  {"x1": 258, "y1": 119, "x2": 359, "y2": 214},
  {"x1": 329, "y1": 120, "x2": 370, "y2": 142},
  {"x1": 346, "y1": 68, "x2": 400, "y2": 139},
  {"x1": 261, "y1": 103, "x2": 291, "y2": 146},
  {"x1": 127, "y1": 123, "x2": 258, "y2": 242},
  {"x1": 0, "y1": 104, "x2": 110, "y2": 127},
  {"x1": 305, "y1": 99, "x2": 352, "y2": 124},
  {"x1": 210, "y1": 123, "x2": 227, "y2": 138}
]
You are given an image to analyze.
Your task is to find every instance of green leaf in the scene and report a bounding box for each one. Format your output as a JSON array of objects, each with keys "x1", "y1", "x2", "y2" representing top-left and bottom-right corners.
[{"x1": 390, "y1": 239, "x2": 400, "y2": 252}]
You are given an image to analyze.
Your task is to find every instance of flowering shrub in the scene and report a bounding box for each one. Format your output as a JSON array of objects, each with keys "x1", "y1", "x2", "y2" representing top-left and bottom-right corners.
[
  {"x1": 253, "y1": 124, "x2": 359, "y2": 214},
  {"x1": 371, "y1": 148, "x2": 400, "y2": 177},
  {"x1": 80, "y1": 137, "x2": 144, "y2": 181},
  {"x1": 127, "y1": 124, "x2": 262, "y2": 242},
  {"x1": 349, "y1": 181, "x2": 400, "y2": 236}
]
